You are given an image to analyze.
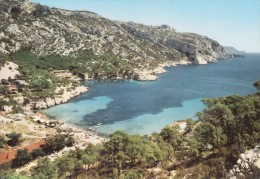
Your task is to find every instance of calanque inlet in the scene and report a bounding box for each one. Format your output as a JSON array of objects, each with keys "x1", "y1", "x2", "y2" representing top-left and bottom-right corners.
[{"x1": 0, "y1": 0, "x2": 259, "y2": 179}]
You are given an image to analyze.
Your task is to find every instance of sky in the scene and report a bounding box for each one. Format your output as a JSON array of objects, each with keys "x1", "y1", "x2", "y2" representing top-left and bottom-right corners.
[{"x1": 31, "y1": 0, "x2": 260, "y2": 53}]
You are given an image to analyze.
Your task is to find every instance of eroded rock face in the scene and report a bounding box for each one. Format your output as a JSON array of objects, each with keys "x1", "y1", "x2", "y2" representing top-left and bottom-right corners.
[
  {"x1": 0, "y1": 0, "x2": 228, "y2": 67},
  {"x1": 227, "y1": 144, "x2": 260, "y2": 179},
  {"x1": 120, "y1": 23, "x2": 227, "y2": 64},
  {"x1": 136, "y1": 73, "x2": 158, "y2": 81}
]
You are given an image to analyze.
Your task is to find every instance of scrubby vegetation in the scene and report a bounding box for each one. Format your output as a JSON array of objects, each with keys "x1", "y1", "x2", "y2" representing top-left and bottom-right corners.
[
  {"x1": 0, "y1": 52, "x2": 11, "y2": 66},
  {"x1": 0, "y1": 50, "x2": 134, "y2": 102},
  {"x1": 0, "y1": 134, "x2": 75, "y2": 172},
  {"x1": 10, "y1": 51, "x2": 74, "y2": 99},
  {"x1": 0, "y1": 135, "x2": 6, "y2": 148},
  {"x1": 11, "y1": 50, "x2": 134, "y2": 81},
  {"x1": 1, "y1": 47, "x2": 259, "y2": 178},
  {"x1": 254, "y1": 80, "x2": 260, "y2": 89},
  {"x1": 1, "y1": 82, "x2": 259, "y2": 178},
  {"x1": 6, "y1": 132, "x2": 22, "y2": 147}
]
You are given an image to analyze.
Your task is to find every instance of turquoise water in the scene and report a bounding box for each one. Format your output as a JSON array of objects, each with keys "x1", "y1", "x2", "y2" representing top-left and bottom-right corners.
[
  {"x1": 43, "y1": 54, "x2": 260, "y2": 135},
  {"x1": 44, "y1": 96, "x2": 112, "y2": 123},
  {"x1": 96, "y1": 98, "x2": 204, "y2": 135}
]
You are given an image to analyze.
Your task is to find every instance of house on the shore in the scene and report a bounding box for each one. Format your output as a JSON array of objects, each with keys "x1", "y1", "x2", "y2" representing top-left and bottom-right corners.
[{"x1": 53, "y1": 70, "x2": 75, "y2": 79}]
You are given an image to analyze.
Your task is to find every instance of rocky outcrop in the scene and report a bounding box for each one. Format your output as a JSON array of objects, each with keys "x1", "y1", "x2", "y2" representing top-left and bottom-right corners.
[
  {"x1": 224, "y1": 46, "x2": 245, "y2": 56},
  {"x1": 134, "y1": 65, "x2": 167, "y2": 81},
  {"x1": 0, "y1": 61, "x2": 20, "y2": 80},
  {"x1": 227, "y1": 144, "x2": 260, "y2": 179},
  {"x1": 32, "y1": 86, "x2": 89, "y2": 109},
  {"x1": 0, "y1": 0, "x2": 228, "y2": 74},
  {"x1": 135, "y1": 72, "x2": 158, "y2": 81}
]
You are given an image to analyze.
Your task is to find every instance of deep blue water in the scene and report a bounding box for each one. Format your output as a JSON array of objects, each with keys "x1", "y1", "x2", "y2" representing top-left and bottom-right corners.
[{"x1": 43, "y1": 54, "x2": 260, "y2": 135}]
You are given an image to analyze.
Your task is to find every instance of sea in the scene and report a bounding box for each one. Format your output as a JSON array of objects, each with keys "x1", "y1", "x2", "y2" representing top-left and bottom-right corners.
[{"x1": 43, "y1": 54, "x2": 260, "y2": 135}]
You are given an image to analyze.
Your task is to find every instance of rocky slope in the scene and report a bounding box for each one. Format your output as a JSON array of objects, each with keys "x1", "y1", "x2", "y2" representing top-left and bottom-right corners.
[
  {"x1": 0, "y1": 0, "x2": 230, "y2": 111},
  {"x1": 224, "y1": 46, "x2": 245, "y2": 58},
  {"x1": 0, "y1": 0, "x2": 227, "y2": 72},
  {"x1": 227, "y1": 144, "x2": 260, "y2": 179},
  {"x1": 224, "y1": 46, "x2": 245, "y2": 55}
]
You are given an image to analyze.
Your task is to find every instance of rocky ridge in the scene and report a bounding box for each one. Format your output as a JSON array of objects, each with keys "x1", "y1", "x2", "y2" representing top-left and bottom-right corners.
[
  {"x1": 224, "y1": 46, "x2": 245, "y2": 55},
  {"x1": 0, "y1": 0, "x2": 228, "y2": 80},
  {"x1": 0, "y1": 0, "x2": 230, "y2": 110}
]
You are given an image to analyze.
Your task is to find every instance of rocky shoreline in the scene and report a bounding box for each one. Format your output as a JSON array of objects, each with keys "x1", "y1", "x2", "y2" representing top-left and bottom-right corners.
[
  {"x1": 32, "y1": 56, "x2": 222, "y2": 111},
  {"x1": 30, "y1": 60, "x2": 190, "y2": 110},
  {"x1": 133, "y1": 58, "x2": 213, "y2": 81},
  {"x1": 0, "y1": 54, "x2": 228, "y2": 114},
  {"x1": 33, "y1": 85, "x2": 89, "y2": 109}
]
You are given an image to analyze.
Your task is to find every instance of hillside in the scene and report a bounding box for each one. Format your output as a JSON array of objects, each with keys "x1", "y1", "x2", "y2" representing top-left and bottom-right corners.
[
  {"x1": 1, "y1": 85, "x2": 259, "y2": 179},
  {"x1": 223, "y1": 46, "x2": 245, "y2": 56},
  {"x1": 0, "y1": 1, "x2": 259, "y2": 178},
  {"x1": 0, "y1": 0, "x2": 231, "y2": 110},
  {"x1": 0, "y1": 0, "x2": 227, "y2": 70}
]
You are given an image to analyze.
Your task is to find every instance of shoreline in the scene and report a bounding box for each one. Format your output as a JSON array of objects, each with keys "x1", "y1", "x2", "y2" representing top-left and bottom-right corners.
[
  {"x1": 0, "y1": 110, "x2": 107, "y2": 167},
  {"x1": 0, "y1": 110, "x2": 107, "y2": 173},
  {"x1": 0, "y1": 56, "x2": 232, "y2": 147},
  {"x1": 41, "y1": 110, "x2": 110, "y2": 138},
  {"x1": 36, "y1": 57, "x2": 230, "y2": 136},
  {"x1": 0, "y1": 56, "x2": 248, "y2": 173}
]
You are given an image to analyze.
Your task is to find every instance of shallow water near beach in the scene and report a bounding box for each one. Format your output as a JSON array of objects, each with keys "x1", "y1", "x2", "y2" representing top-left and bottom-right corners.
[{"x1": 43, "y1": 54, "x2": 260, "y2": 135}]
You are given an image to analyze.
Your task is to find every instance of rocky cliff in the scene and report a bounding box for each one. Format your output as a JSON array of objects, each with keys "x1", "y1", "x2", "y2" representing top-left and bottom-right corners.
[
  {"x1": 224, "y1": 46, "x2": 245, "y2": 58},
  {"x1": 224, "y1": 46, "x2": 245, "y2": 55},
  {"x1": 227, "y1": 144, "x2": 260, "y2": 179},
  {"x1": 0, "y1": 0, "x2": 227, "y2": 71}
]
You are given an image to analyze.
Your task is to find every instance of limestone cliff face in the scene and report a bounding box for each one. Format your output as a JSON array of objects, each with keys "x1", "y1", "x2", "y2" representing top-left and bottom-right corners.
[
  {"x1": 0, "y1": 0, "x2": 227, "y2": 67},
  {"x1": 120, "y1": 22, "x2": 227, "y2": 64}
]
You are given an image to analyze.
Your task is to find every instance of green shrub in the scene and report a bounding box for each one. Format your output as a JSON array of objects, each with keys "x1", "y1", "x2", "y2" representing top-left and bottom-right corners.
[
  {"x1": 66, "y1": 136, "x2": 75, "y2": 147},
  {"x1": 1, "y1": 79, "x2": 9, "y2": 85},
  {"x1": 0, "y1": 135, "x2": 6, "y2": 148},
  {"x1": 31, "y1": 148, "x2": 45, "y2": 159},
  {"x1": 6, "y1": 132, "x2": 22, "y2": 146},
  {"x1": 12, "y1": 105, "x2": 24, "y2": 113},
  {"x1": 12, "y1": 149, "x2": 32, "y2": 168}
]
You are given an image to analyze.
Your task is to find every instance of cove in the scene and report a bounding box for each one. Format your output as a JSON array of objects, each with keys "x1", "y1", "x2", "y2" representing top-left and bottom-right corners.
[
  {"x1": 43, "y1": 54, "x2": 260, "y2": 135},
  {"x1": 96, "y1": 98, "x2": 204, "y2": 135}
]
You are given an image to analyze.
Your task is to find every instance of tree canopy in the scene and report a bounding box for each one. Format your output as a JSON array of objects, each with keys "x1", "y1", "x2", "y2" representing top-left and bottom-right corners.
[
  {"x1": 6, "y1": 132, "x2": 22, "y2": 146},
  {"x1": 1, "y1": 81, "x2": 259, "y2": 178}
]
